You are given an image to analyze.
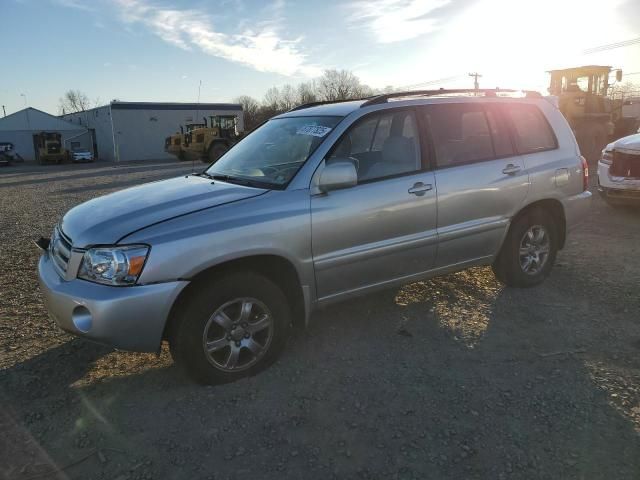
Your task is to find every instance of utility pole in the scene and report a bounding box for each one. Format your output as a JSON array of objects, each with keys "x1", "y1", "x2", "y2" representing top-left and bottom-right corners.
[{"x1": 469, "y1": 72, "x2": 482, "y2": 91}]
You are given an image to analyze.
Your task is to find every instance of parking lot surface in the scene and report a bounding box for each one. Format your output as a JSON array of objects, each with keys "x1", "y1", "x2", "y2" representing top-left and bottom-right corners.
[{"x1": 1, "y1": 162, "x2": 639, "y2": 480}]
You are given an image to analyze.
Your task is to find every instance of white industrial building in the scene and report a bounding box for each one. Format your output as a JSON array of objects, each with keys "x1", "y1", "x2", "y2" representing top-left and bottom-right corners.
[
  {"x1": 0, "y1": 108, "x2": 91, "y2": 161},
  {"x1": 62, "y1": 101, "x2": 244, "y2": 162}
]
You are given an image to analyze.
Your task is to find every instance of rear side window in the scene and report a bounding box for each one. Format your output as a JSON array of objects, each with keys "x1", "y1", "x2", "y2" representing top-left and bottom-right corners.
[
  {"x1": 485, "y1": 107, "x2": 514, "y2": 157},
  {"x1": 503, "y1": 104, "x2": 557, "y2": 154},
  {"x1": 422, "y1": 104, "x2": 495, "y2": 167}
]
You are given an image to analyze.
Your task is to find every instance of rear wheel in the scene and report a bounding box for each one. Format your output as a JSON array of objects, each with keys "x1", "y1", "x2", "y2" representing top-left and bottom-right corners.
[
  {"x1": 169, "y1": 272, "x2": 291, "y2": 384},
  {"x1": 206, "y1": 142, "x2": 229, "y2": 164},
  {"x1": 492, "y1": 209, "x2": 558, "y2": 288}
]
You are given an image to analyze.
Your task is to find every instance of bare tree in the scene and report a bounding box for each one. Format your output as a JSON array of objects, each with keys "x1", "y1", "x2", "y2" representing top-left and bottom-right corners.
[
  {"x1": 610, "y1": 81, "x2": 640, "y2": 101},
  {"x1": 278, "y1": 84, "x2": 298, "y2": 111},
  {"x1": 297, "y1": 81, "x2": 318, "y2": 105},
  {"x1": 58, "y1": 89, "x2": 93, "y2": 114},
  {"x1": 316, "y1": 69, "x2": 371, "y2": 101},
  {"x1": 263, "y1": 87, "x2": 281, "y2": 110},
  {"x1": 234, "y1": 95, "x2": 261, "y2": 130}
]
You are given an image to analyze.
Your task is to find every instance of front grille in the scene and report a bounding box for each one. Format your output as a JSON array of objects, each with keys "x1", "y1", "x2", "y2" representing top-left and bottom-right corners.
[
  {"x1": 47, "y1": 144, "x2": 61, "y2": 154},
  {"x1": 611, "y1": 151, "x2": 640, "y2": 178},
  {"x1": 50, "y1": 227, "x2": 72, "y2": 276}
]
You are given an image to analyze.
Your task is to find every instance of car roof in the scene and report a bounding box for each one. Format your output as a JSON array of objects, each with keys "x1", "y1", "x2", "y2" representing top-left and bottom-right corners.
[{"x1": 275, "y1": 90, "x2": 545, "y2": 119}]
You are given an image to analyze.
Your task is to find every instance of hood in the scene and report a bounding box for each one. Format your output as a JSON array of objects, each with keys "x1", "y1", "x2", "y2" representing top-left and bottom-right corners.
[
  {"x1": 60, "y1": 175, "x2": 267, "y2": 247},
  {"x1": 608, "y1": 133, "x2": 640, "y2": 154}
]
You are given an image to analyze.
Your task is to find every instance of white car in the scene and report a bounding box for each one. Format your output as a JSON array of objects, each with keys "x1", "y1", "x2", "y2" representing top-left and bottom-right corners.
[
  {"x1": 598, "y1": 133, "x2": 640, "y2": 206},
  {"x1": 71, "y1": 148, "x2": 94, "y2": 163}
]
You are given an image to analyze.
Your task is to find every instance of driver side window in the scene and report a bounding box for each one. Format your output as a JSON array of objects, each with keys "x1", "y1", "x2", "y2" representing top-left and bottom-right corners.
[{"x1": 328, "y1": 110, "x2": 422, "y2": 182}]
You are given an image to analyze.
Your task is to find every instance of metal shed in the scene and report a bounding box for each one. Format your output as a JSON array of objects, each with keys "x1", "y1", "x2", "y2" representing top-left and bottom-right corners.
[
  {"x1": 0, "y1": 108, "x2": 90, "y2": 162},
  {"x1": 62, "y1": 101, "x2": 244, "y2": 162}
]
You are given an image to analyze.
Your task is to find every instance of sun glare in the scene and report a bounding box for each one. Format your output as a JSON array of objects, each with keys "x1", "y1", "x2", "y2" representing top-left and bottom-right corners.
[{"x1": 418, "y1": 0, "x2": 634, "y2": 92}]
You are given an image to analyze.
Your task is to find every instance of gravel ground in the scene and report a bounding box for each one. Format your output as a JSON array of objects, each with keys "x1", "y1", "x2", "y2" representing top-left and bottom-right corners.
[{"x1": 1, "y1": 161, "x2": 639, "y2": 480}]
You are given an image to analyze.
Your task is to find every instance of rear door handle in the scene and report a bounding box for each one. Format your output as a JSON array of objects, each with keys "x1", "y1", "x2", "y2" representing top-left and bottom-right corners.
[
  {"x1": 408, "y1": 182, "x2": 433, "y2": 196},
  {"x1": 502, "y1": 164, "x2": 521, "y2": 175}
]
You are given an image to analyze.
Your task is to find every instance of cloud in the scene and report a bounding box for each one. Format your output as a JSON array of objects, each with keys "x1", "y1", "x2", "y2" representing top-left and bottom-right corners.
[
  {"x1": 112, "y1": 0, "x2": 321, "y2": 77},
  {"x1": 52, "y1": 0, "x2": 94, "y2": 11},
  {"x1": 348, "y1": 0, "x2": 450, "y2": 43}
]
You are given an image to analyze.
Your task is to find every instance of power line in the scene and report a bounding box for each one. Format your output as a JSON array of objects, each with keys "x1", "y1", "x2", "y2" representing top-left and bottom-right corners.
[
  {"x1": 400, "y1": 74, "x2": 465, "y2": 91},
  {"x1": 583, "y1": 36, "x2": 640, "y2": 54}
]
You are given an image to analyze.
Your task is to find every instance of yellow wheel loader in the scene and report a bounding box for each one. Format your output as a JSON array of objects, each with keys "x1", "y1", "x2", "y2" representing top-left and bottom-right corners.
[
  {"x1": 165, "y1": 123, "x2": 205, "y2": 161},
  {"x1": 34, "y1": 132, "x2": 69, "y2": 165},
  {"x1": 548, "y1": 65, "x2": 631, "y2": 162},
  {"x1": 181, "y1": 115, "x2": 241, "y2": 164}
]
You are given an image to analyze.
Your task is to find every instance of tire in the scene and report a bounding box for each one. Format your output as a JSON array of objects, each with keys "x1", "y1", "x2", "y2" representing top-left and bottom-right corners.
[
  {"x1": 169, "y1": 272, "x2": 291, "y2": 384},
  {"x1": 492, "y1": 209, "x2": 558, "y2": 288},
  {"x1": 206, "y1": 142, "x2": 229, "y2": 164}
]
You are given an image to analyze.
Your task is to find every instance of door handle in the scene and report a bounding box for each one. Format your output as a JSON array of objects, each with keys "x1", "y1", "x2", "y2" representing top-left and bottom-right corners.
[
  {"x1": 408, "y1": 182, "x2": 433, "y2": 196},
  {"x1": 502, "y1": 164, "x2": 521, "y2": 175}
]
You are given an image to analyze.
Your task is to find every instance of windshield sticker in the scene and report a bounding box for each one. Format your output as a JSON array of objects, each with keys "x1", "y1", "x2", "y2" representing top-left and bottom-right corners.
[{"x1": 296, "y1": 125, "x2": 332, "y2": 137}]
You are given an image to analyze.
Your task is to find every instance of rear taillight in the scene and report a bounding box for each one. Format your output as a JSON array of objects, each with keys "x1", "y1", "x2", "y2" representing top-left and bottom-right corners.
[{"x1": 580, "y1": 155, "x2": 589, "y2": 191}]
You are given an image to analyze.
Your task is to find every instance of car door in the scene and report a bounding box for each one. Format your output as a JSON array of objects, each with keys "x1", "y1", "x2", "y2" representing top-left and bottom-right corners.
[
  {"x1": 420, "y1": 102, "x2": 530, "y2": 268},
  {"x1": 311, "y1": 108, "x2": 438, "y2": 301}
]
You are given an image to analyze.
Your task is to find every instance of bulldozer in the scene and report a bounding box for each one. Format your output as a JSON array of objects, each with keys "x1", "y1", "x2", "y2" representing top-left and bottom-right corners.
[
  {"x1": 181, "y1": 114, "x2": 240, "y2": 163},
  {"x1": 547, "y1": 65, "x2": 632, "y2": 161},
  {"x1": 164, "y1": 123, "x2": 205, "y2": 161},
  {"x1": 34, "y1": 132, "x2": 69, "y2": 164}
]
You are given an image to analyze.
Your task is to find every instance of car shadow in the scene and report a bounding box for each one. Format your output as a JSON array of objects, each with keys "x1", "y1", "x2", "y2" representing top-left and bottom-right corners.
[{"x1": 3, "y1": 268, "x2": 639, "y2": 479}]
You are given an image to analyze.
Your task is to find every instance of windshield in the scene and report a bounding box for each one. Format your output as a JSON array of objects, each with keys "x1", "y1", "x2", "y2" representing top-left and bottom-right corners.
[{"x1": 205, "y1": 116, "x2": 342, "y2": 188}]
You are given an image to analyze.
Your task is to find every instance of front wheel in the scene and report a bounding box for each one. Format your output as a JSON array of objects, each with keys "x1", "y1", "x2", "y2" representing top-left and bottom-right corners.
[
  {"x1": 169, "y1": 272, "x2": 291, "y2": 384},
  {"x1": 492, "y1": 209, "x2": 558, "y2": 288},
  {"x1": 206, "y1": 142, "x2": 229, "y2": 164}
]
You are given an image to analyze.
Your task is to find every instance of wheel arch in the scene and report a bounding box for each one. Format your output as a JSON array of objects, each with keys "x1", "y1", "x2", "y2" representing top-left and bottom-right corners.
[
  {"x1": 509, "y1": 198, "x2": 567, "y2": 250},
  {"x1": 163, "y1": 254, "x2": 308, "y2": 343}
]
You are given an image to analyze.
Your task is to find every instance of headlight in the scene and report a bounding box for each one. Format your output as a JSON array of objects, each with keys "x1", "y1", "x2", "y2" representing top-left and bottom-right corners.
[
  {"x1": 601, "y1": 149, "x2": 614, "y2": 165},
  {"x1": 78, "y1": 245, "x2": 149, "y2": 286}
]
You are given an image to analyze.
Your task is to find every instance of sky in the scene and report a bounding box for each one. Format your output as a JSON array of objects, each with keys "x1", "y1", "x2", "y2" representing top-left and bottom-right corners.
[{"x1": 1, "y1": 0, "x2": 639, "y2": 116}]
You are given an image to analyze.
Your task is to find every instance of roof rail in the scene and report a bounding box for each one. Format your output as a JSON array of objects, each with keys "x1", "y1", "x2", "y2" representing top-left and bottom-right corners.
[
  {"x1": 360, "y1": 88, "x2": 542, "y2": 108},
  {"x1": 287, "y1": 98, "x2": 367, "y2": 113}
]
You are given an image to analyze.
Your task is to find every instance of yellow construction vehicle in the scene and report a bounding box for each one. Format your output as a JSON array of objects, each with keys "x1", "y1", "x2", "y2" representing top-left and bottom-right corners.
[
  {"x1": 182, "y1": 115, "x2": 240, "y2": 163},
  {"x1": 34, "y1": 132, "x2": 69, "y2": 164},
  {"x1": 548, "y1": 65, "x2": 630, "y2": 161},
  {"x1": 164, "y1": 123, "x2": 205, "y2": 161}
]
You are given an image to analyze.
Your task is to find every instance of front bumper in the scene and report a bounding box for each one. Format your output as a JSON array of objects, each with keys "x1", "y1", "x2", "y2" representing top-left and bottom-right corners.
[
  {"x1": 597, "y1": 161, "x2": 640, "y2": 202},
  {"x1": 38, "y1": 253, "x2": 188, "y2": 352}
]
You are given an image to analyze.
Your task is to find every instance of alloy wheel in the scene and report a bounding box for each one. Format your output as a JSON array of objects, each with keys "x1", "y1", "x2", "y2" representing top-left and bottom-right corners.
[
  {"x1": 202, "y1": 297, "x2": 274, "y2": 372},
  {"x1": 518, "y1": 225, "x2": 551, "y2": 275}
]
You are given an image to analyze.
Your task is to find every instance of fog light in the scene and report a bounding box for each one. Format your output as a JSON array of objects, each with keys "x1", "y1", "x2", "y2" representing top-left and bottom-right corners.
[{"x1": 72, "y1": 305, "x2": 92, "y2": 333}]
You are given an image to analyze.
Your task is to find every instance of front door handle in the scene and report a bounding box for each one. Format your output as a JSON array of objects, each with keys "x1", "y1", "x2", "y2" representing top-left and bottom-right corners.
[
  {"x1": 408, "y1": 182, "x2": 433, "y2": 196},
  {"x1": 502, "y1": 164, "x2": 521, "y2": 175}
]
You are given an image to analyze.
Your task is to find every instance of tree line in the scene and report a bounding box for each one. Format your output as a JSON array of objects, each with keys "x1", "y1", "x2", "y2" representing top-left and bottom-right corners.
[
  {"x1": 57, "y1": 69, "x2": 390, "y2": 129},
  {"x1": 235, "y1": 69, "x2": 393, "y2": 130}
]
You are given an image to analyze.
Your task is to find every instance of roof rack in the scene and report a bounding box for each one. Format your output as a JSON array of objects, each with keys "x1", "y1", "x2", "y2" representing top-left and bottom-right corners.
[
  {"x1": 360, "y1": 88, "x2": 541, "y2": 108},
  {"x1": 287, "y1": 98, "x2": 367, "y2": 113}
]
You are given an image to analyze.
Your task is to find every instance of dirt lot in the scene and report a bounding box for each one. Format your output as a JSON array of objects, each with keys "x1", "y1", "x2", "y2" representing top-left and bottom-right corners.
[{"x1": 1, "y1": 161, "x2": 639, "y2": 480}]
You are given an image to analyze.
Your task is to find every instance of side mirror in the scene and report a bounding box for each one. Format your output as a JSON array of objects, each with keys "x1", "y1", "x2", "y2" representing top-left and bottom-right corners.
[
  {"x1": 616, "y1": 69, "x2": 623, "y2": 82},
  {"x1": 318, "y1": 159, "x2": 357, "y2": 192}
]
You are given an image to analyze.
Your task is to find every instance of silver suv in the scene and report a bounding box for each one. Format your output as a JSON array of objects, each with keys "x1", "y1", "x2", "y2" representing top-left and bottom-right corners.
[{"x1": 38, "y1": 89, "x2": 591, "y2": 384}]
